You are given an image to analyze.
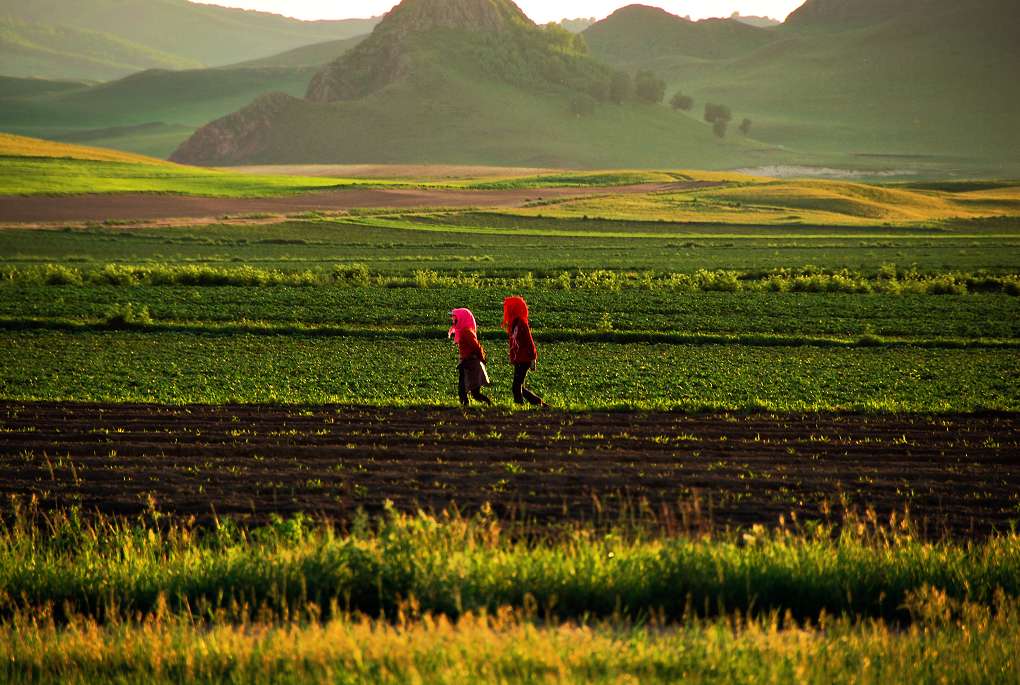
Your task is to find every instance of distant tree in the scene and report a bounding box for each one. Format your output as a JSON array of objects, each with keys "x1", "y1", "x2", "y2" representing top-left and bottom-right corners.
[
  {"x1": 670, "y1": 91, "x2": 694, "y2": 111},
  {"x1": 570, "y1": 93, "x2": 597, "y2": 118},
  {"x1": 713, "y1": 119, "x2": 729, "y2": 138},
  {"x1": 587, "y1": 77, "x2": 611, "y2": 103},
  {"x1": 704, "y1": 103, "x2": 732, "y2": 125},
  {"x1": 609, "y1": 71, "x2": 633, "y2": 104},
  {"x1": 739, "y1": 118, "x2": 753, "y2": 135},
  {"x1": 634, "y1": 70, "x2": 666, "y2": 104}
]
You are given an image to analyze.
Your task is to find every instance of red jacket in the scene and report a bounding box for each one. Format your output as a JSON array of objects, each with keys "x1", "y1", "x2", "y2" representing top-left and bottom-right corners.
[
  {"x1": 508, "y1": 318, "x2": 537, "y2": 364},
  {"x1": 457, "y1": 329, "x2": 486, "y2": 361}
]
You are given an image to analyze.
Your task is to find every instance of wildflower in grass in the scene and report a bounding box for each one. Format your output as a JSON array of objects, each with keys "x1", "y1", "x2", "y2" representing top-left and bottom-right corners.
[
  {"x1": 503, "y1": 296, "x2": 547, "y2": 408},
  {"x1": 449, "y1": 308, "x2": 492, "y2": 407}
]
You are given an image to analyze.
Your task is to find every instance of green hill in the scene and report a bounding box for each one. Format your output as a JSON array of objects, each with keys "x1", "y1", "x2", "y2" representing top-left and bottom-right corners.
[
  {"x1": 583, "y1": 5, "x2": 776, "y2": 67},
  {"x1": 0, "y1": 66, "x2": 319, "y2": 157},
  {"x1": 230, "y1": 36, "x2": 368, "y2": 69},
  {"x1": 171, "y1": 0, "x2": 762, "y2": 168},
  {"x1": 0, "y1": 15, "x2": 202, "y2": 80},
  {"x1": 0, "y1": 74, "x2": 90, "y2": 97},
  {"x1": 584, "y1": 0, "x2": 1020, "y2": 175},
  {"x1": 0, "y1": 0, "x2": 378, "y2": 78}
]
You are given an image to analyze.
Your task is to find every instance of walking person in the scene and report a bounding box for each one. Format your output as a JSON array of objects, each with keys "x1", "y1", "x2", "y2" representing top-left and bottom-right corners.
[
  {"x1": 449, "y1": 308, "x2": 493, "y2": 407},
  {"x1": 502, "y1": 296, "x2": 547, "y2": 407}
]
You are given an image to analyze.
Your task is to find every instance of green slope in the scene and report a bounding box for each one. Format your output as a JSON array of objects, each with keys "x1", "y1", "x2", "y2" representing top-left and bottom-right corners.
[
  {"x1": 0, "y1": 0, "x2": 379, "y2": 70},
  {"x1": 0, "y1": 66, "x2": 317, "y2": 157},
  {"x1": 230, "y1": 35, "x2": 368, "y2": 69},
  {"x1": 584, "y1": 1, "x2": 1020, "y2": 174},
  {"x1": 0, "y1": 75, "x2": 90, "y2": 97},
  {"x1": 0, "y1": 16, "x2": 202, "y2": 80}
]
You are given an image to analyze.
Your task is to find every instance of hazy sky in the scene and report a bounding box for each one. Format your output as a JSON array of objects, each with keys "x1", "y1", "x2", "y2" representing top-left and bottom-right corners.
[{"x1": 192, "y1": 1, "x2": 806, "y2": 23}]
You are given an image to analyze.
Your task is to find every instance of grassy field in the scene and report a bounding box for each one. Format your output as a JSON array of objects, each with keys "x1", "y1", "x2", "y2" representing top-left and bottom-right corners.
[{"x1": 2, "y1": 157, "x2": 1018, "y2": 681}]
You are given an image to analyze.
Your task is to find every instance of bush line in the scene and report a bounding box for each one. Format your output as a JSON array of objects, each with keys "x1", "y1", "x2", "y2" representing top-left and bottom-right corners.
[{"x1": 1, "y1": 263, "x2": 1018, "y2": 295}]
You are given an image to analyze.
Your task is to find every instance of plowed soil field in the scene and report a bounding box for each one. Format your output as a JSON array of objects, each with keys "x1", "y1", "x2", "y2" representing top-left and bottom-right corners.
[{"x1": 1, "y1": 402, "x2": 1017, "y2": 536}]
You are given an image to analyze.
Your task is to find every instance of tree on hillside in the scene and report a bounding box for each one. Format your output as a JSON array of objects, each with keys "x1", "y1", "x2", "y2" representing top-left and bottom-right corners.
[
  {"x1": 704, "y1": 103, "x2": 732, "y2": 125},
  {"x1": 670, "y1": 92, "x2": 694, "y2": 111},
  {"x1": 587, "y1": 77, "x2": 610, "y2": 103},
  {"x1": 570, "y1": 93, "x2": 597, "y2": 118},
  {"x1": 609, "y1": 71, "x2": 633, "y2": 104},
  {"x1": 634, "y1": 70, "x2": 666, "y2": 104},
  {"x1": 713, "y1": 120, "x2": 729, "y2": 138},
  {"x1": 739, "y1": 118, "x2": 753, "y2": 135}
]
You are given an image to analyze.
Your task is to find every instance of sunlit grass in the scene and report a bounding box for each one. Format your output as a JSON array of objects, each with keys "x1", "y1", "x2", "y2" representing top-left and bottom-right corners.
[
  {"x1": 2, "y1": 594, "x2": 1018, "y2": 684},
  {"x1": 0, "y1": 132, "x2": 177, "y2": 165},
  {"x1": 506, "y1": 179, "x2": 1020, "y2": 226}
]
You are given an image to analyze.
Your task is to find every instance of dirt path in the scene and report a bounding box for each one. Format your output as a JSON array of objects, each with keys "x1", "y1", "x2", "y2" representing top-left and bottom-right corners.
[
  {"x1": 2, "y1": 402, "x2": 1017, "y2": 536},
  {"x1": 0, "y1": 182, "x2": 710, "y2": 225}
]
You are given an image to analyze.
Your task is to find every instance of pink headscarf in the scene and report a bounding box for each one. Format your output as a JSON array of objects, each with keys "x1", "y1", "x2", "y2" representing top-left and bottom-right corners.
[{"x1": 448, "y1": 308, "x2": 478, "y2": 343}]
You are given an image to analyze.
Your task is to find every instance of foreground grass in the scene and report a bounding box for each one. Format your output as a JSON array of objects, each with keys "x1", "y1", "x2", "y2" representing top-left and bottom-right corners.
[
  {"x1": 1, "y1": 506, "x2": 1018, "y2": 623},
  {"x1": 0, "y1": 509, "x2": 1018, "y2": 683},
  {"x1": 2, "y1": 597, "x2": 1018, "y2": 684}
]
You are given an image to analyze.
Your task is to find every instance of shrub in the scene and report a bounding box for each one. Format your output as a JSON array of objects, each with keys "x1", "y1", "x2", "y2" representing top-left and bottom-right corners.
[
  {"x1": 103, "y1": 303, "x2": 153, "y2": 329},
  {"x1": 332, "y1": 263, "x2": 371, "y2": 286},
  {"x1": 609, "y1": 71, "x2": 632, "y2": 104},
  {"x1": 695, "y1": 269, "x2": 741, "y2": 292},
  {"x1": 90, "y1": 264, "x2": 141, "y2": 286},
  {"x1": 634, "y1": 70, "x2": 666, "y2": 104},
  {"x1": 575, "y1": 270, "x2": 622, "y2": 291},
  {"x1": 704, "y1": 103, "x2": 732, "y2": 124},
  {"x1": 42, "y1": 264, "x2": 83, "y2": 286},
  {"x1": 670, "y1": 92, "x2": 694, "y2": 111},
  {"x1": 569, "y1": 93, "x2": 597, "y2": 117}
]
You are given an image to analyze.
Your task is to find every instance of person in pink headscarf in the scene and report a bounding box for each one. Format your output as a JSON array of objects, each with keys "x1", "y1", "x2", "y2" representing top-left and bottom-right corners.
[{"x1": 449, "y1": 308, "x2": 492, "y2": 407}]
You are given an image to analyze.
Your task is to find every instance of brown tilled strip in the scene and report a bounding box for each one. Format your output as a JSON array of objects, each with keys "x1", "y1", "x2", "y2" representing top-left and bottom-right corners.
[{"x1": 1, "y1": 402, "x2": 1017, "y2": 535}]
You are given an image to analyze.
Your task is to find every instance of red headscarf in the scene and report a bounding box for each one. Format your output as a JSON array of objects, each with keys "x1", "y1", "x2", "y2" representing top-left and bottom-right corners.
[
  {"x1": 502, "y1": 296, "x2": 529, "y2": 332},
  {"x1": 449, "y1": 308, "x2": 478, "y2": 343}
]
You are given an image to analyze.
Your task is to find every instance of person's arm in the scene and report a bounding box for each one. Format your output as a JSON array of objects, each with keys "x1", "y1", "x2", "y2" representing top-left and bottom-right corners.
[{"x1": 523, "y1": 322, "x2": 538, "y2": 361}]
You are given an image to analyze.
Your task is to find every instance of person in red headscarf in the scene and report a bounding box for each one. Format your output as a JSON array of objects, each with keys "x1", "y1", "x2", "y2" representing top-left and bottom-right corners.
[
  {"x1": 449, "y1": 308, "x2": 492, "y2": 407},
  {"x1": 502, "y1": 296, "x2": 547, "y2": 407}
]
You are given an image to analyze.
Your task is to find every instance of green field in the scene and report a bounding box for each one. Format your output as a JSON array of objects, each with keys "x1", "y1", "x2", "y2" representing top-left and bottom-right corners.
[{"x1": 2, "y1": 148, "x2": 1019, "y2": 681}]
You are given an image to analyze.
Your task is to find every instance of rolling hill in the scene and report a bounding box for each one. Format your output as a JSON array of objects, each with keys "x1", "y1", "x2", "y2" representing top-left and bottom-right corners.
[
  {"x1": 0, "y1": 15, "x2": 202, "y2": 81},
  {"x1": 230, "y1": 36, "x2": 369, "y2": 69},
  {"x1": 171, "y1": 0, "x2": 761, "y2": 168},
  {"x1": 0, "y1": 34, "x2": 368, "y2": 158},
  {"x1": 583, "y1": 5, "x2": 776, "y2": 67},
  {"x1": 0, "y1": 0, "x2": 378, "y2": 79},
  {"x1": 584, "y1": 0, "x2": 1020, "y2": 174}
]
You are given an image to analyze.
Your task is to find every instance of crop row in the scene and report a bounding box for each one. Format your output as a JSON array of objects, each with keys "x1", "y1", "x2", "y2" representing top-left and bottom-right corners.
[
  {"x1": 2, "y1": 284, "x2": 1017, "y2": 340},
  {"x1": 3, "y1": 218, "x2": 1019, "y2": 275},
  {"x1": 1, "y1": 331, "x2": 1015, "y2": 411}
]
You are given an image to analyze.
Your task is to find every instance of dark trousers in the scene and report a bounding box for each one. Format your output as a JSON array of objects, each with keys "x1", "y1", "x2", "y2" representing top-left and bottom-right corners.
[
  {"x1": 512, "y1": 363, "x2": 543, "y2": 405},
  {"x1": 458, "y1": 363, "x2": 492, "y2": 406}
]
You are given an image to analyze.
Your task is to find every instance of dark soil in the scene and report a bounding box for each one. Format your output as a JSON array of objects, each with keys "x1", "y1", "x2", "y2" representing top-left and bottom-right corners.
[{"x1": 1, "y1": 402, "x2": 1017, "y2": 536}]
